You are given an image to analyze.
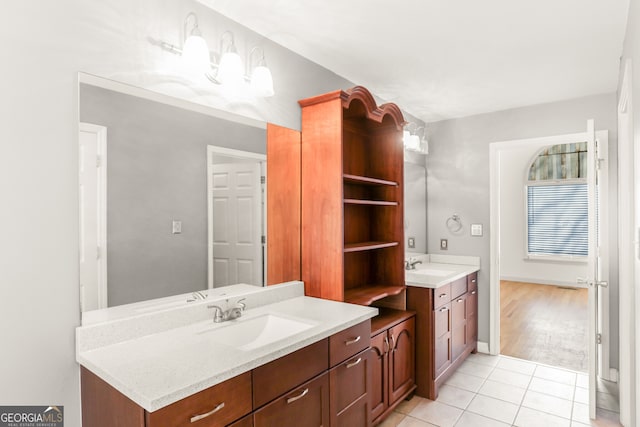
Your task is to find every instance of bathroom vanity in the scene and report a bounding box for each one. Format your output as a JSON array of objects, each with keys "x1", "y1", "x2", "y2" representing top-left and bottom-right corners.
[
  {"x1": 77, "y1": 282, "x2": 377, "y2": 427},
  {"x1": 404, "y1": 255, "x2": 480, "y2": 400}
]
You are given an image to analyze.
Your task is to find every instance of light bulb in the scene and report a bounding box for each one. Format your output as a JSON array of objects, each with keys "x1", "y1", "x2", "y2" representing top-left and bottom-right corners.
[
  {"x1": 182, "y1": 35, "x2": 211, "y2": 74},
  {"x1": 217, "y1": 51, "x2": 244, "y2": 86},
  {"x1": 250, "y1": 65, "x2": 274, "y2": 97}
]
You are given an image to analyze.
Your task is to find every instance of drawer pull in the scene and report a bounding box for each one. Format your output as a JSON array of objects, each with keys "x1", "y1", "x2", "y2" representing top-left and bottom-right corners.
[
  {"x1": 286, "y1": 388, "x2": 309, "y2": 404},
  {"x1": 471, "y1": 291, "x2": 477, "y2": 295},
  {"x1": 471, "y1": 279, "x2": 476, "y2": 283},
  {"x1": 383, "y1": 335, "x2": 390, "y2": 353},
  {"x1": 190, "y1": 402, "x2": 225, "y2": 423},
  {"x1": 439, "y1": 293, "x2": 447, "y2": 299},
  {"x1": 345, "y1": 357, "x2": 362, "y2": 369},
  {"x1": 389, "y1": 334, "x2": 396, "y2": 352},
  {"x1": 345, "y1": 336, "x2": 361, "y2": 346},
  {"x1": 439, "y1": 306, "x2": 448, "y2": 312},
  {"x1": 457, "y1": 298, "x2": 463, "y2": 303}
]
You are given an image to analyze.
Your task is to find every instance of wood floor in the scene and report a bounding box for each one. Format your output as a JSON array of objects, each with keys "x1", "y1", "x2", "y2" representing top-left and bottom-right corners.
[{"x1": 500, "y1": 280, "x2": 588, "y2": 372}]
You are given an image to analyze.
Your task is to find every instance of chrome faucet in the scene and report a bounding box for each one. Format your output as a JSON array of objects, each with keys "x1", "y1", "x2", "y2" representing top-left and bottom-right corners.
[
  {"x1": 404, "y1": 259, "x2": 423, "y2": 270},
  {"x1": 208, "y1": 298, "x2": 246, "y2": 323}
]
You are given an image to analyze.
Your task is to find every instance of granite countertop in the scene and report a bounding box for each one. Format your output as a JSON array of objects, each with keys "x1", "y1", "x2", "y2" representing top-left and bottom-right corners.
[
  {"x1": 76, "y1": 282, "x2": 377, "y2": 412},
  {"x1": 405, "y1": 254, "x2": 480, "y2": 289}
]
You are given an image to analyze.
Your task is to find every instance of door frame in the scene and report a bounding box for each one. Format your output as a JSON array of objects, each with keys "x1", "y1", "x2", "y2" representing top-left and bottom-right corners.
[
  {"x1": 617, "y1": 58, "x2": 635, "y2": 427},
  {"x1": 489, "y1": 130, "x2": 610, "y2": 377},
  {"x1": 78, "y1": 122, "x2": 108, "y2": 311},
  {"x1": 206, "y1": 145, "x2": 267, "y2": 289}
]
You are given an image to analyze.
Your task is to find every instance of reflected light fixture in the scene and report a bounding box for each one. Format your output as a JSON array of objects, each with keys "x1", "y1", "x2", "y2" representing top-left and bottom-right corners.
[
  {"x1": 216, "y1": 31, "x2": 244, "y2": 87},
  {"x1": 249, "y1": 47, "x2": 274, "y2": 97},
  {"x1": 403, "y1": 124, "x2": 429, "y2": 155}
]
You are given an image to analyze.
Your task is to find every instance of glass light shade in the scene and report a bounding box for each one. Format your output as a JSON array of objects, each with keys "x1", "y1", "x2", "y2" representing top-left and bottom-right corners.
[
  {"x1": 182, "y1": 35, "x2": 211, "y2": 73},
  {"x1": 217, "y1": 51, "x2": 244, "y2": 86},
  {"x1": 250, "y1": 65, "x2": 274, "y2": 97}
]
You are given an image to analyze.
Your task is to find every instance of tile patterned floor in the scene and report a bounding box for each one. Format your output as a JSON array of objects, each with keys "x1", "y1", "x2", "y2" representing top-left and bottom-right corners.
[{"x1": 380, "y1": 354, "x2": 621, "y2": 427}]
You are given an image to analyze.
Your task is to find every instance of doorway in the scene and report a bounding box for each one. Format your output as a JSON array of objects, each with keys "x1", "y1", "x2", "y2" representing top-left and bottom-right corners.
[
  {"x1": 489, "y1": 128, "x2": 612, "y2": 419},
  {"x1": 207, "y1": 145, "x2": 266, "y2": 288}
]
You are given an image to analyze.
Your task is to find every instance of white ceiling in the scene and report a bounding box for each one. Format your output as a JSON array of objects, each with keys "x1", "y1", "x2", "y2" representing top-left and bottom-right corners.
[{"x1": 199, "y1": 0, "x2": 629, "y2": 123}]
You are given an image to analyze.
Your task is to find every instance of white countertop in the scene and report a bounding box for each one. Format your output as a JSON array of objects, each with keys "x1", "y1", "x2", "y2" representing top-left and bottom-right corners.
[
  {"x1": 76, "y1": 282, "x2": 377, "y2": 412},
  {"x1": 405, "y1": 254, "x2": 480, "y2": 289}
]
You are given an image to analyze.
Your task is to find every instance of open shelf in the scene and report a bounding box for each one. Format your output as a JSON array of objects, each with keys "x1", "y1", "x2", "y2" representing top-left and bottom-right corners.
[
  {"x1": 371, "y1": 307, "x2": 416, "y2": 337},
  {"x1": 344, "y1": 241, "x2": 399, "y2": 252},
  {"x1": 343, "y1": 174, "x2": 398, "y2": 187},
  {"x1": 344, "y1": 284, "x2": 406, "y2": 306},
  {"x1": 344, "y1": 199, "x2": 398, "y2": 206}
]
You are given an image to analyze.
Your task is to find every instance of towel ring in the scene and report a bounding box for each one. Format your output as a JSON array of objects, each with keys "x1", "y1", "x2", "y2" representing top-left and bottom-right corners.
[{"x1": 446, "y1": 214, "x2": 463, "y2": 232}]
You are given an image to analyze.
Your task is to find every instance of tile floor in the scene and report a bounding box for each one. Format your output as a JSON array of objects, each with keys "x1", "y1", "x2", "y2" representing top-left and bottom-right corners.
[{"x1": 380, "y1": 354, "x2": 621, "y2": 427}]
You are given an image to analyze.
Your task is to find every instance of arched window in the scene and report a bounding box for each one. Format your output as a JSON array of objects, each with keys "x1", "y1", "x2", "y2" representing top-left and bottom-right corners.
[{"x1": 526, "y1": 142, "x2": 588, "y2": 257}]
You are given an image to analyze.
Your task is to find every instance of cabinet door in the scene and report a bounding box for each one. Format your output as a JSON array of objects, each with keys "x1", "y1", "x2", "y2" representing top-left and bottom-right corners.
[
  {"x1": 451, "y1": 293, "x2": 468, "y2": 361},
  {"x1": 369, "y1": 332, "x2": 388, "y2": 421},
  {"x1": 388, "y1": 317, "x2": 416, "y2": 405},
  {"x1": 433, "y1": 304, "x2": 452, "y2": 378},
  {"x1": 330, "y1": 348, "x2": 370, "y2": 427},
  {"x1": 254, "y1": 373, "x2": 330, "y2": 427},
  {"x1": 466, "y1": 287, "x2": 478, "y2": 347}
]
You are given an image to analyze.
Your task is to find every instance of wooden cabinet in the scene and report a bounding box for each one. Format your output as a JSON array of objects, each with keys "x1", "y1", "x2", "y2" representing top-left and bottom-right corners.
[
  {"x1": 369, "y1": 310, "x2": 416, "y2": 425},
  {"x1": 407, "y1": 272, "x2": 479, "y2": 400},
  {"x1": 298, "y1": 86, "x2": 406, "y2": 307}
]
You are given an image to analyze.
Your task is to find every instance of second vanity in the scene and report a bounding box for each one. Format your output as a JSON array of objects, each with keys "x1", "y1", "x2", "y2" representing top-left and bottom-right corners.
[
  {"x1": 77, "y1": 281, "x2": 377, "y2": 427},
  {"x1": 404, "y1": 254, "x2": 480, "y2": 400}
]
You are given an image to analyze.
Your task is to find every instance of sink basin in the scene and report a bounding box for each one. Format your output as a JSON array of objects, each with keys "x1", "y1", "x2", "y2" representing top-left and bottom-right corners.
[
  {"x1": 410, "y1": 269, "x2": 454, "y2": 277},
  {"x1": 197, "y1": 314, "x2": 316, "y2": 351}
]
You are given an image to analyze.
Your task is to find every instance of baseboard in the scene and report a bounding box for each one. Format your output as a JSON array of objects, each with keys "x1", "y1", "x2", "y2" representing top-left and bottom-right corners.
[
  {"x1": 477, "y1": 341, "x2": 490, "y2": 354},
  {"x1": 500, "y1": 275, "x2": 587, "y2": 289}
]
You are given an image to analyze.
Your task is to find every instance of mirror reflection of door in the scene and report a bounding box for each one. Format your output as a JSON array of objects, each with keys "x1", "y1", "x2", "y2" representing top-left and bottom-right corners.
[{"x1": 207, "y1": 146, "x2": 266, "y2": 288}]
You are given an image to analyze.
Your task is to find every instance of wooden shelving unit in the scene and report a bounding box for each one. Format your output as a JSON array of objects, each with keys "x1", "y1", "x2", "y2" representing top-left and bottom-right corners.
[{"x1": 299, "y1": 86, "x2": 406, "y2": 308}]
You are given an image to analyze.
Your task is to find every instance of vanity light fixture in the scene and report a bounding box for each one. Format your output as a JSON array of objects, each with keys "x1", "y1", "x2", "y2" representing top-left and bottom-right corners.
[
  {"x1": 403, "y1": 123, "x2": 429, "y2": 155},
  {"x1": 153, "y1": 12, "x2": 276, "y2": 97}
]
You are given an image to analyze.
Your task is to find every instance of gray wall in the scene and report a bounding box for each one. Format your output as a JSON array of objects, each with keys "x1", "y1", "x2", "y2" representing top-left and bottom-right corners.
[
  {"x1": 80, "y1": 84, "x2": 266, "y2": 306},
  {"x1": 404, "y1": 152, "x2": 427, "y2": 253},
  {"x1": 425, "y1": 92, "x2": 619, "y2": 367},
  {"x1": 0, "y1": 1, "x2": 423, "y2": 423}
]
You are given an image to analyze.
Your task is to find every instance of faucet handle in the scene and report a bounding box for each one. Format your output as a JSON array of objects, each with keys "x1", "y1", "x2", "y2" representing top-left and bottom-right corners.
[
  {"x1": 235, "y1": 298, "x2": 246, "y2": 311},
  {"x1": 207, "y1": 305, "x2": 224, "y2": 322}
]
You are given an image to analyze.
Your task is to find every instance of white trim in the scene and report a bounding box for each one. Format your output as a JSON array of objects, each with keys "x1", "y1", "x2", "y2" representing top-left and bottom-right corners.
[
  {"x1": 79, "y1": 122, "x2": 108, "y2": 310},
  {"x1": 476, "y1": 342, "x2": 490, "y2": 354},
  {"x1": 617, "y1": 58, "x2": 635, "y2": 427},
  {"x1": 78, "y1": 72, "x2": 266, "y2": 130},
  {"x1": 206, "y1": 146, "x2": 267, "y2": 289},
  {"x1": 489, "y1": 130, "x2": 611, "y2": 373},
  {"x1": 609, "y1": 368, "x2": 619, "y2": 384}
]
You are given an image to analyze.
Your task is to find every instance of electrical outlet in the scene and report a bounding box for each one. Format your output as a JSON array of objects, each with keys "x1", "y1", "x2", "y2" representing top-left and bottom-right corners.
[
  {"x1": 408, "y1": 237, "x2": 415, "y2": 248},
  {"x1": 172, "y1": 220, "x2": 182, "y2": 234},
  {"x1": 471, "y1": 223, "x2": 483, "y2": 236},
  {"x1": 440, "y1": 239, "x2": 448, "y2": 250}
]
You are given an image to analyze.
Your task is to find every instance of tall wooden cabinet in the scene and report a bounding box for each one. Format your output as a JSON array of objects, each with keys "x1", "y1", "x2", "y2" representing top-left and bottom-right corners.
[{"x1": 298, "y1": 86, "x2": 406, "y2": 307}]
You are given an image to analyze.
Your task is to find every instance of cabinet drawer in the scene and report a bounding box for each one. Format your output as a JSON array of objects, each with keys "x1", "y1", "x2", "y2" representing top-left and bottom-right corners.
[
  {"x1": 330, "y1": 348, "x2": 368, "y2": 415},
  {"x1": 253, "y1": 373, "x2": 330, "y2": 427},
  {"x1": 450, "y1": 277, "x2": 468, "y2": 298},
  {"x1": 253, "y1": 339, "x2": 328, "y2": 408},
  {"x1": 330, "y1": 320, "x2": 370, "y2": 367},
  {"x1": 434, "y1": 304, "x2": 451, "y2": 338},
  {"x1": 433, "y1": 284, "x2": 451, "y2": 309},
  {"x1": 467, "y1": 273, "x2": 478, "y2": 292},
  {"x1": 146, "y1": 372, "x2": 251, "y2": 427}
]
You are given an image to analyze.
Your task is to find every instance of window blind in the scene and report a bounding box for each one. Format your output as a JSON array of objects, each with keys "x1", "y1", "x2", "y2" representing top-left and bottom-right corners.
[{"x1": 527, "y1": 183, "x2": 588, "y2": 256}]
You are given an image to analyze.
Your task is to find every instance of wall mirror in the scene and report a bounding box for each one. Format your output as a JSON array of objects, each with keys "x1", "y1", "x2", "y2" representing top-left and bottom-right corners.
[{"x1": 78, "y1": 74, "x2": 271, "y2": 314}]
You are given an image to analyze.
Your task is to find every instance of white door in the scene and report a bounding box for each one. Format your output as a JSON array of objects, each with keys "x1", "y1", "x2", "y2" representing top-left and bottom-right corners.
[
  {"x1": 78, "y1": 123, "x2": 107, "y2": 311},
  {"x1": 584, "y1": 119, "x2": 601, "y2": 419},
  {"x1": 208, "y1": 162, "x2": 263, "y2": 288}
]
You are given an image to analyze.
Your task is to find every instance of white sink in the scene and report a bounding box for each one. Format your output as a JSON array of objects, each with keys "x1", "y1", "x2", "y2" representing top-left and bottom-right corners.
[
  {"x1": 410, "y1": 268, "x2": 454, "y2": 277},
  {"x1": 197, "y1": 314, "x2": 316, "y2": 351}
]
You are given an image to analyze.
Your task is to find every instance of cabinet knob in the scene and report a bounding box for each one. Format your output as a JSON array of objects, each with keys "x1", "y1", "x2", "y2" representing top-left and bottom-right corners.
[
  {"x1": 472, "y1": 279, "x2": 476, "y2": 283},
  {"x1": 439, "y1": 293, "x2": 447, "y2": 299},
  {"x1": 190, "y1": 402, "x2": 225, "y2": 423},
  {"x1": 471, "y1": 291, "x2": 477, "y2": 295},
  {"x1": 457, "y1": 298, "x2": 463, "y2": 303}
]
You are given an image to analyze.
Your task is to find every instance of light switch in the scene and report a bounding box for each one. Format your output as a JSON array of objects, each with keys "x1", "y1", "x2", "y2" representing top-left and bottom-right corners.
[
  {"x1": 172, "y1": 220, "x2": 182, "y2": 234},
  {"x1": 471, "y1": 223, "x2": 483, "y2": 236},
  {"x1": 440, "y1": 239, "x2": 448, "y2": 250},
  {"x1": 408, "y1": 237, "x2": 415, "y2": 248}
]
